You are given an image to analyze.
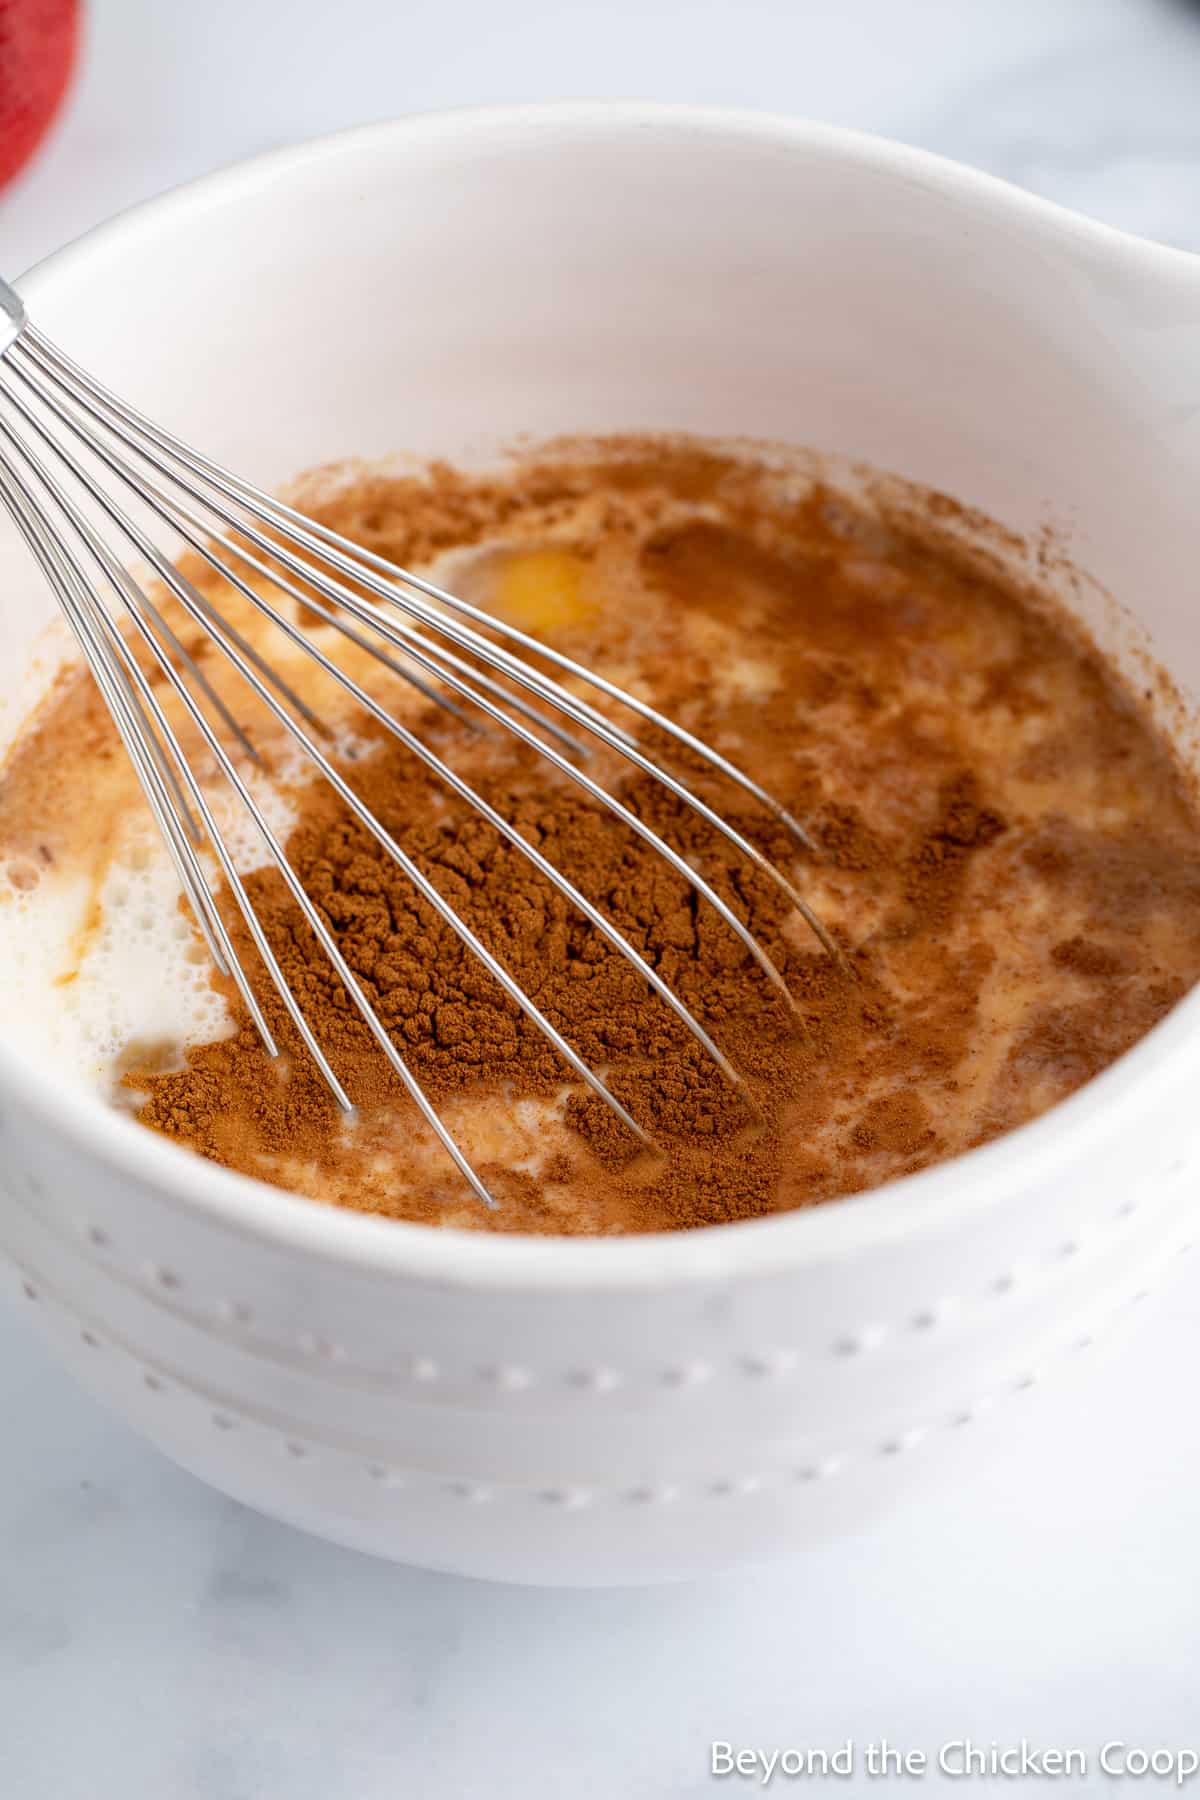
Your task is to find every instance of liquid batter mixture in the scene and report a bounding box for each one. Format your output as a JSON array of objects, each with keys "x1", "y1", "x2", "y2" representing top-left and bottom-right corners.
[{"x1": 2, "y1": 439, "x2": 1198, "y2": 1233}]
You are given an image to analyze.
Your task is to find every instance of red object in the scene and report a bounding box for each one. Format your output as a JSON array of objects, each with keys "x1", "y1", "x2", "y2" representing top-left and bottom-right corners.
[{"x1": 0, "y1": 0, "x2": 79, "y2": 191}]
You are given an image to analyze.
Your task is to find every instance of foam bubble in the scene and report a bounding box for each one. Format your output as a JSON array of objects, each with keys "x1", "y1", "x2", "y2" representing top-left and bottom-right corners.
[
  {"x1": 205, "y1": 769, "x2": 302, "y2": 876},
  {"x1": 2, "y1": 824, "x2": 234, "y2": 1097}
]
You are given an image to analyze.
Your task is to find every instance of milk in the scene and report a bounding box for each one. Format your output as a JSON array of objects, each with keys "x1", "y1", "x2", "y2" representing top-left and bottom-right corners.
[{"x1": 0, "y1": 824, "x2": 233, "y2": 1096}]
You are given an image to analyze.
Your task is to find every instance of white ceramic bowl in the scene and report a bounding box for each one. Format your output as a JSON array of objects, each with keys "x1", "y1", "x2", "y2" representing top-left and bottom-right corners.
[{"x1": 2, "y1": 105, "x2": 1199, "y2": 1585}]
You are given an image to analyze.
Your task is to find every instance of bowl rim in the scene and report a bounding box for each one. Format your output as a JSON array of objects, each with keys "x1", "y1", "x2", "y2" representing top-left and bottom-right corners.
[{"x1": 5, "y1": 99, "x2": 1198, "y2": 1291}]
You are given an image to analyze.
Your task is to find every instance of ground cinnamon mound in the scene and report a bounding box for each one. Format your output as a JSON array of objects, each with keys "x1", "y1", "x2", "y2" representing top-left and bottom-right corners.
[
  {"x1": 120, "y1": 440, "x2": 1200, "y2": 1233},
  {"x1": 133, "y1": 733, "x2": 886, "y2": 1229}
]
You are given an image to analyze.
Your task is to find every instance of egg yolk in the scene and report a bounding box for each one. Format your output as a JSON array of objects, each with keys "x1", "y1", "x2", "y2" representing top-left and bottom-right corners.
[{"x1": 490, "y1": 549, "x2": 597, "y2": 633}]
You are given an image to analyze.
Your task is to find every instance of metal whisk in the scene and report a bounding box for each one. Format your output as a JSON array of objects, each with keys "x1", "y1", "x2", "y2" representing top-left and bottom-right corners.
[{"x1": 0, "y1": 275, "x2": 833, "y2": 1208}]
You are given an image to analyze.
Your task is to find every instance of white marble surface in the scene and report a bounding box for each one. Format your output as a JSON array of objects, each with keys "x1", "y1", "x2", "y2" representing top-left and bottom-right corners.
[{"x1": 4, "y1": 1, "x2": 1200, "y2": 1794}]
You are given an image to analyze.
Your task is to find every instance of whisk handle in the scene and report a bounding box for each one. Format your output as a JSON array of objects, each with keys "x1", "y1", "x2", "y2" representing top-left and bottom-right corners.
[{"x1": 0, "y1": 278, "x2": 27, "y2": 357}]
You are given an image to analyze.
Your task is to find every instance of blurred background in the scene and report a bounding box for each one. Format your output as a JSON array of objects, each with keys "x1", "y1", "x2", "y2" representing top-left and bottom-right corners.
[
  {"x1": 5, "y1": 0, "x2": 1200, "y2": 274},
  {"x1": 5, "y1": 3, "x2": 1200, "y2": 1797}
]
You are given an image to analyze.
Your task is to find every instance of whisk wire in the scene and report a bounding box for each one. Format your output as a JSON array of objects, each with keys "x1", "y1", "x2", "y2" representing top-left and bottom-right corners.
[{"x1": 0, "y1": 283, "x2": 835, "y2": 1209}]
